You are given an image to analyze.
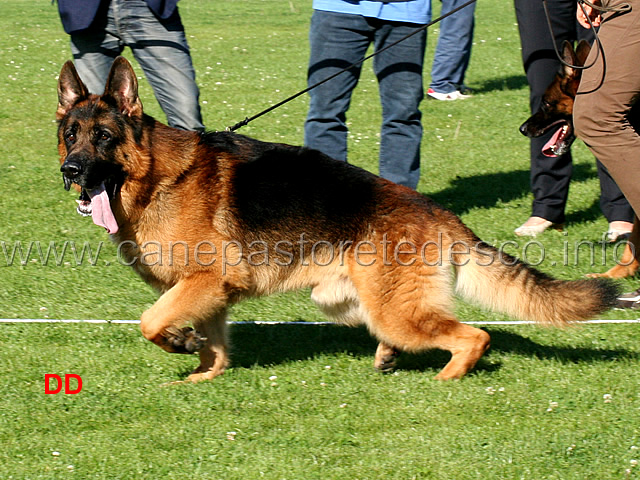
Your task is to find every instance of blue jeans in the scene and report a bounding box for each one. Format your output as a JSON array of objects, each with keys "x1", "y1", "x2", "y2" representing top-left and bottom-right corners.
[
  {"x1": 70, "y1": 0, "x2": 204, "y2": 131},
  {"x1": 304, "y1": 11, "x2": 426, "y2": 189},
  {"x1": 429, "y1": 0, "x2": 476, "y2": 93}
]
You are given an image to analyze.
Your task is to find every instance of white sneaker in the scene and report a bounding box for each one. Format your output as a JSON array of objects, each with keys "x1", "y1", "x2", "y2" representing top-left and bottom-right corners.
[{"x1": 427, "y1": 88, "x2": 471, "y2": 101}]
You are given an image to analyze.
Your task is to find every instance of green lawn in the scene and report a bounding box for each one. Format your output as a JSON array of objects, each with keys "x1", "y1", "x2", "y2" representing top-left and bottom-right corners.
[{"x1": 1, "y1": 0, "x2": 640, "y2": 478}]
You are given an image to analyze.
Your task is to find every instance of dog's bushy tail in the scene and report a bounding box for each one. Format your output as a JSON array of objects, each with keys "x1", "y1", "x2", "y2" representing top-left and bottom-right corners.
[{"x1": 453, "y1": 241, "x2": 619, "y2": 325}]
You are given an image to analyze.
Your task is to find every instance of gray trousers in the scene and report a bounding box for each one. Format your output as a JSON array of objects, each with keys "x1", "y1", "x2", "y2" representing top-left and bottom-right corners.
[{"x1": 70, "y1": 0, "x2": 204, "y2": 131}]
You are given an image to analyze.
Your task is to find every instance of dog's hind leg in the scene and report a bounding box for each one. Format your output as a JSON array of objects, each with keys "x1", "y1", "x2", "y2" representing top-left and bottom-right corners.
[
  {"x1": 425, "y1": 319, "x2": 491, "y2": 380},
  {"x1": 370, "y1": 310, "x2": 490, "y2": 380},
  {"x1": 351, "y1": 263, "x2": 490, "y2": 380}
]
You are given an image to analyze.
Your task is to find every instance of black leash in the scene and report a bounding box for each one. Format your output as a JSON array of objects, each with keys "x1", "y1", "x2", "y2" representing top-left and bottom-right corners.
[
  {"x1": 542, "y1": 0, "x2": 631, "y2": 70},
  {"x1": 226, "y1": 0, "x2": 478, "y2": 132}
]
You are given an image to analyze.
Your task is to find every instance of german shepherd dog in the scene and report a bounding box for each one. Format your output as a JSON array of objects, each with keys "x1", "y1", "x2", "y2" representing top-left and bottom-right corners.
[
  {"x1": 520, "y1": 40, "x2": 640, "y2": 279},
  {"x1": 56, "y1": 57, "x2": 618, "y2": 382}
]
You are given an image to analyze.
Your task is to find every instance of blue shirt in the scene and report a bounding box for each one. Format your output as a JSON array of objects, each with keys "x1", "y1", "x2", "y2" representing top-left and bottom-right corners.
[{"x1": 312, "y1": 0, "x2": 431, "y2": 24}]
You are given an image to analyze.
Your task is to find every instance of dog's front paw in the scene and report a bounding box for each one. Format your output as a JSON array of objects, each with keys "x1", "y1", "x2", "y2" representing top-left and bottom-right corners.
[
  {"x1": 374, "y1": 351, "x2": 399, "y2": 373},
  {"x1": 163, "y1": 326, "x2": 207, "y2": 354}
]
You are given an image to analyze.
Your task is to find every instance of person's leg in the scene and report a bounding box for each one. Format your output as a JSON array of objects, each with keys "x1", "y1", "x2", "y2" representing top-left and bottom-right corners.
[
  {"x1": 575, "y1": 4, "x2": 640, "y2": 299},
  {"x1": 374, "y1": 20, "x2": 426, "y2": 189},
  {"x1": 69, "y1": 2, "x2": 122, "y2": 94},
  {"x1": 525, "y1": 56, "x2": 573, "y2": 226},
  {"x1": 117, "y1": 0, "x2": 204, "y2": 131},
  {"x1": 597, "y1": 161, "x2": 634, "y2": 222},
  {"x1": 429, "y1": 0, "x2": 476, "y2": 94},
  {"x1": 304, "y1": 11, "x2": 371, "y2": 162},
  {"x1": 575, "y1": 3, "x2": 640, "y2": 216},
  {"x1": 515, "y1": 0, "x2": 577, "y2": 232},
  {"x1": 576, "y1": 16, "x2": 633, "y2": 237}
]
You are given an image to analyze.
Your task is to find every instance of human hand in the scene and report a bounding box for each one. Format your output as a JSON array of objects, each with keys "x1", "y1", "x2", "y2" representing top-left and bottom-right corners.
[{"x1": 577, "y1": 0, "x2": 602, "y2": 28}]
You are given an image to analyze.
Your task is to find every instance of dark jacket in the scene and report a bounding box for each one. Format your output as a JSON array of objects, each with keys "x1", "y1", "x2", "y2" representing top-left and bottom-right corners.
[{"x1": 57, "y1": 0, "x2": 180, "y2": 34}]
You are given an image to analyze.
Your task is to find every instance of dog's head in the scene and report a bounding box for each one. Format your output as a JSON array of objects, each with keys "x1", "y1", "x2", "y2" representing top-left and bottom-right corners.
[
  {"x1": 57, "y1": 57, "x2": 143, "y2": 234},
  {"x1": 519, "y1": 40, "x2": 591, "y2": 157}
]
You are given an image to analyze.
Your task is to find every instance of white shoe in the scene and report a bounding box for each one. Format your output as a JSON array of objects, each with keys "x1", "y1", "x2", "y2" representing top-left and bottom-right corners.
[{"x1": 427, "y1": 88, "x2": 471, "y2": 101}]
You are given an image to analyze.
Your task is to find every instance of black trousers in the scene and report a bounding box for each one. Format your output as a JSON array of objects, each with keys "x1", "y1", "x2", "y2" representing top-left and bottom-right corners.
[{"x1": 514, "y1": 0, "x2": 632, "y2": 224}]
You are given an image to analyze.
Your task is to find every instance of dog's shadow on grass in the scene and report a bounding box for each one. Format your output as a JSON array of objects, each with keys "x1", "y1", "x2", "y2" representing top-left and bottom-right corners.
[
  {"x1": 472, "y1": 75, "x2": 529, "y2": 94},
  {"x1": 427, "y1": 163, "x2": 597, "y2": 218},
  {"x1": 217, "y1": 324, "x2": 636, "y2": 376}
]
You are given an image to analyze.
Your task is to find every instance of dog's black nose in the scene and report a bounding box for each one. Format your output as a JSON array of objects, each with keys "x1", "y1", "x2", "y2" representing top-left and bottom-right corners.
[{"x1": 61, "y1": 161, "x2": 82, "y2": 178}]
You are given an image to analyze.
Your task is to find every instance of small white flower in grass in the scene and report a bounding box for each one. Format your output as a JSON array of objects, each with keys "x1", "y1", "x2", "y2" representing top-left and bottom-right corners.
[
  {"x1": 325, "y1": 365, "x2": 331, "y2": 370},
  {"x1": 603, "y1": 393, "x2": 613, "y2": 403},
  {"x1": 485, "y1": 386, "x2": 496, "y2": 395},
  {"x1": 547, "y1": 401, "x2": 559, "y2": 412},
  {"x1": 631, "y1": 459, "x2": 638, "y2": 466},
  {"x1": 631, "y1": 446, "x2": 639, "y2": 451},
  {"x1": 67, "y1": 465, "x2": 74, "y2": 471},
  {"x1": 268, "y1": 375, "x2": 277, "y2": 381},
  {"x1": 339, "y1": 403, "x2": 347, "y2": 408},
  {"x1": 52, "y1": 451, "x2": 61, "y2": 456},
  {"x1": 226, "y1": 431, "x2": 237, "y2": 441}
]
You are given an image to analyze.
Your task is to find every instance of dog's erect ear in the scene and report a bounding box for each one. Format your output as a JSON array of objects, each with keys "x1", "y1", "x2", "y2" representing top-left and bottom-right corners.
[
  {"x1": 561, "y1": 40, "x2": 579, "y2": 77},
  {"x1": 57, "y1": 61, "x2": 89, "y2": 120},
  {"x1": 104, "y1": 56, "x2": 143, "y2": 118},
  {"x1": 575, "y1": 39, "x2": 591, "y2": 67}
]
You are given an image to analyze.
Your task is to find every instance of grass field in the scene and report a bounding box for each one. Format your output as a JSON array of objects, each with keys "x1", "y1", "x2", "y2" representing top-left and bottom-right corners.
[{"x1": 1, "y1": 0, "x2": 640, "y2": 478}]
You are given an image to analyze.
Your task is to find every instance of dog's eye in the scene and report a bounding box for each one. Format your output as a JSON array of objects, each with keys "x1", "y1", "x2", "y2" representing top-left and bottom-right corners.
[
  {"x1": 96, "y1": 130, "x2": 111, "y2": 142},
  {"x1": 65, "y1": 132, "x2": 76, "y2": 143}
]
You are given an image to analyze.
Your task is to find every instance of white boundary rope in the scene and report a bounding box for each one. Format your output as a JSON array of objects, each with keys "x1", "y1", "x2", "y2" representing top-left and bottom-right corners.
[{"x1": 1, "y1": 318, "x2": 639, "y2": 325}]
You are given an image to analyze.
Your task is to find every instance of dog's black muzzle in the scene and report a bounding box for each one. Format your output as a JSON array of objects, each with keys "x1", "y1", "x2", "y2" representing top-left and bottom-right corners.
[{"x1": 61, "y1": 160, "x2": 82, "y2": 190}]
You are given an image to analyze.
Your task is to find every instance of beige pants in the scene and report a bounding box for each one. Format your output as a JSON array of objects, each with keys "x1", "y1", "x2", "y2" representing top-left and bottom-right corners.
[{"x1": 574, "y1": 1, "x2": 640, "y2": 214}]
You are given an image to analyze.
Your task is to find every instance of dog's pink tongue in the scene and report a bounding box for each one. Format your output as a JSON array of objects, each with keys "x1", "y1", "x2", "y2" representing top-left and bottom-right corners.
[
  {"x1": 87, "y1": 183, "x2": 119, "y2": 234},
  {"x1": 542, "y1": 127, "x2": 563, "y2": 157}
]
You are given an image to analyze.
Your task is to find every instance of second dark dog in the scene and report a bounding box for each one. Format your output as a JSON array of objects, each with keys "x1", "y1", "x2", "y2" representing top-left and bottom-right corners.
[{"x1": 519, "y1": 40, "x2": 590, "y2": 157}]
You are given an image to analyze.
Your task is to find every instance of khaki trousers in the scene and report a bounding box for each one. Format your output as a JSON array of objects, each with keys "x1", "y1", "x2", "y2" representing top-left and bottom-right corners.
[{"x1": 574, "y1": 1, "x2": 640, "y2": 214}]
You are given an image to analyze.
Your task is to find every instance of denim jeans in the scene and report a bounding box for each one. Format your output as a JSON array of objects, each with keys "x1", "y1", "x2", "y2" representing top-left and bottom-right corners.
[
  {"x1": 70, "y1": 0, "x2": 204, "y2": 131},
  {"x1": 429, "y1": 0, "x2": 476, "y2": 94},
  {"x1": 304, "y1": 10, "x2": 426, "y2": 189}
]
